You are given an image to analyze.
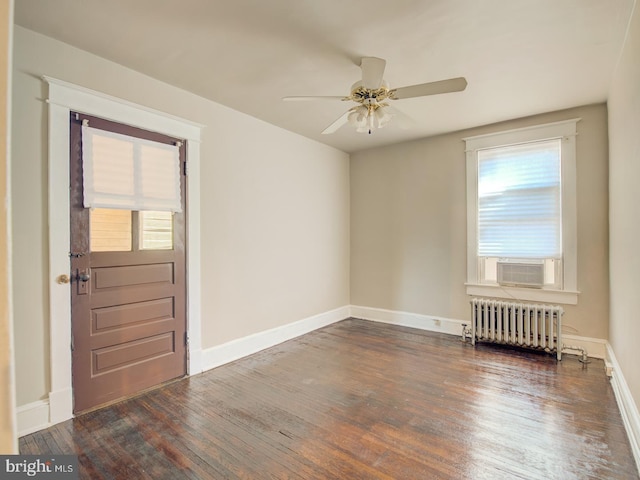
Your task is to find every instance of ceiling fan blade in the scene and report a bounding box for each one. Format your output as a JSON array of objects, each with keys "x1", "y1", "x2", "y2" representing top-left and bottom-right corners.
[
  {"x1": 321, "y1": 109, "x2": 352, "y2": 135},
  {"x1": 282, "y1": 95, "x2": 346, "y2": 101},
  {"x1": 391, "y1": 77, "x2": 467, "y2": 100},
  {"x1": 361, "y1": 57, "x2": 386, "y2": 89}
]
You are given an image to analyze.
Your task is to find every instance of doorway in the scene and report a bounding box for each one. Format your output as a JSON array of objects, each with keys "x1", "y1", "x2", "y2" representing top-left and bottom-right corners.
[
  {"x1": 45, "y1": 76, "x2": 202, "y2": 425},
  {"x1": 69, "y1": 113, "x2": 187, "y2": 412}
]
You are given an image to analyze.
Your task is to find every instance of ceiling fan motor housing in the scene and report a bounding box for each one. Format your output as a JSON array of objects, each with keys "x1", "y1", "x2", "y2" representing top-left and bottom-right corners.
[{"x1": 349, "y1": 80, "x2": 393, "y2": 105}]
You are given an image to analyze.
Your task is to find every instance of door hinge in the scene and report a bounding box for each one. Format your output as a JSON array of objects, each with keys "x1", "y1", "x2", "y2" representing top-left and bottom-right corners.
[
  {"x1": 184, "y1": 332, "x2": 189, "y2": 345},
  {"x1": 71, "y1": 334, "x2": 74, "y2": 351},
  {"x1": 183, "y1": 161, "x2": 188, "y2": 176}
]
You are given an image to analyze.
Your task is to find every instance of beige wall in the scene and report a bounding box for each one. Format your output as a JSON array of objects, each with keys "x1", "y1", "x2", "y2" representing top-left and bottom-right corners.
[
  {"x1": 0, "y1": 0, "x2": 16, "y2": 454},
  {"x1": 11, "y1": 26, "x2": 350, "y2": 407},
  {"x1": 351, "y1": 104, "x2": 610, "y2": 339},
  {"x1": 609, "y1": 2, "x2": 640, "y2": 420}
]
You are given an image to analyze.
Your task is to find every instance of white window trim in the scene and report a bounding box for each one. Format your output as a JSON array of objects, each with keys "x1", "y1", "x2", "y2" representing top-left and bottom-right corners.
[
  {"x1": 464, "y1": 119, "x2": 580, "y2": 305},
  {"x1": 45, "y1": 76, "x2": 204, "y2": 424}
]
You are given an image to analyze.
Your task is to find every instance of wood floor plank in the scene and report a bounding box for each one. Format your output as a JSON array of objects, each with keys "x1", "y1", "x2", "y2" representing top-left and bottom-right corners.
[{"x1": 19, "y1": 318, "x2": 639, "y2": 479}]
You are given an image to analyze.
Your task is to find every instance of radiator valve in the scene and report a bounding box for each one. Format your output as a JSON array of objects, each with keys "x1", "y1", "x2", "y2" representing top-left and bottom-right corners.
[
  {"x1": 562, "y1": 344, "x2": 591, "y2": 364},
  {"x1": 461, "y1": 323, "x2": 472, "y2": 342}
]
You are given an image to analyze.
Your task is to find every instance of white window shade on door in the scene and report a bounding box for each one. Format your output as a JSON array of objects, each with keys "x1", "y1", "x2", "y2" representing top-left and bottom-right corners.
[{"x1": 82, "y1": 125, "x2": 182, "y2": 212}]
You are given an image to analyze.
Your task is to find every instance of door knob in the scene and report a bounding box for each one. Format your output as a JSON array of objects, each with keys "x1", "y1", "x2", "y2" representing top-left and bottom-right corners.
[
  {"x1": 56, "y1": 274, "x2": 71, "y2": 284},
  {"x1": 78, "y1": 272, "x2": 90, "y2": 282}
]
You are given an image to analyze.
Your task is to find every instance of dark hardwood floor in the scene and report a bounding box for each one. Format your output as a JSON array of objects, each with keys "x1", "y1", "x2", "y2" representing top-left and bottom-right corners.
[{"x1": 20, "y1": 318, "x2": 638, "y2": 479}]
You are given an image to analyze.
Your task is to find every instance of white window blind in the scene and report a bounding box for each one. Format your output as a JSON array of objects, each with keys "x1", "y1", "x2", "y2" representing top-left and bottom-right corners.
[
  {"x1": 82, "y1": 125, "x2": 182, "y2": 212},
  {"x1": 477, "y1": 139, "x2": 561, "y2": 258}
]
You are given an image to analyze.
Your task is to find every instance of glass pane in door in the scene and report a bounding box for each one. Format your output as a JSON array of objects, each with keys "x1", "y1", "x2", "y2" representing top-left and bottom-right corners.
[
  {"x1": 140, "y1": 211, "x2": 173, "y2": 250},
  {"x1": 90, "y1": 208, "x2": 132, "y2": 252}
]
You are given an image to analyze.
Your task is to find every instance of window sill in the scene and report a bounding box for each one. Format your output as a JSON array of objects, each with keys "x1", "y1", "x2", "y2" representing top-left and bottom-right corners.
[{"x1": 465, "y1": 283, "x2": 579, "y2": 305}]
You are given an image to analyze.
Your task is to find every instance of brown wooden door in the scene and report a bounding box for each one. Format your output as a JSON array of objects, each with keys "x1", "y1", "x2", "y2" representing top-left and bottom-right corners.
[{"x1": 70, "y1": 113, "x2": 187, "y2": 413}]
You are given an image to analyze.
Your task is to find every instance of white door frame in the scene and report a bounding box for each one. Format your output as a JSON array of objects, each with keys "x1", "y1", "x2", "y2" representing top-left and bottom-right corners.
[{"x1": 45, "y1": 76, "x2": 203, "y2": 424}]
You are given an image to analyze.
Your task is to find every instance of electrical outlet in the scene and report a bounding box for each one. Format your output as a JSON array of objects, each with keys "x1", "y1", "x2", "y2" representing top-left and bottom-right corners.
[{"x1": 604, "y1": 362, "x2": 613, "y2": 377}]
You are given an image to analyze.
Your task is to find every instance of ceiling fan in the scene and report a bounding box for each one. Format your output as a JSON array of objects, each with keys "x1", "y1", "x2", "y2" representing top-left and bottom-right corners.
[{"x1": 283, "y1": 57, "x2": 467, "y2": 135}]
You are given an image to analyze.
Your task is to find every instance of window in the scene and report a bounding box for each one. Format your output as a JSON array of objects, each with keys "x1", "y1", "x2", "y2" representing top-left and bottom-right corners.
[
  {"x1": 80, "y1": 115, "x2": 183, "y2": 254},
  {"x1": 89, "y1": 209, "x2": 174, "y2": 252},
  {"x1": 90, "y1": 208, "x2": 132, "y2": 252},
  {"x1": 82, "y1": 125, "x2": 182, "y2": 212},
  {"x1": 464, "y1": 119, "x2": 579, "y2": 304},
  {"x1": 140, "y1": 210, "x2": 174, "y2": 250}
]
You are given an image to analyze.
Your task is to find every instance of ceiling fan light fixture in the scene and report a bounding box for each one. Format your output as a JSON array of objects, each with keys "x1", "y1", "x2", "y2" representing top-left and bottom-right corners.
[
  {"x1": 374, "y1": 106, "x2": 391, "y2": 128},
  {"x1": 368, "y1": 113, "x2": 375, "y2": 129},
  {"x1": 348, "y1": 105, "x2": 369, "y2": 128},
  {"x1": 347, "y1": 104, "x2": 392, "y2": 133}
]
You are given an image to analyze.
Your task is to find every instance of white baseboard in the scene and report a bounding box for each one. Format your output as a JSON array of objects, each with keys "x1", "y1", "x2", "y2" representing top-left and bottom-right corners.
[
  {"x1": 202, "y1": 306, "x2": 349, "y2": 371},
  {"x1": 350, "y1": 305, "x2": 466, "y2": 336},
  {"x1": 562, "y1": 334, "x2": 608, "y2": 359},
  {"x1": 606, "y1": 343, "x2": 640, "y2": 475},
  {"x1": 17, "y1": 400, "x2": 50, "y2": 437},
  {"x1": 350, "y1": 306, "x2": 609, "y2": 359},
  {"x1": 188, "y1": 348, "x2": 203, "y2": 375},
  {"x1": 48, "y1": 387, "x2": 73, "y2": 426}
]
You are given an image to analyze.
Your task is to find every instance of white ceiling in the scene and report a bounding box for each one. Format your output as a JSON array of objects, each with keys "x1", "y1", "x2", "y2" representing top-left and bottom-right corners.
[{"x1": 14, "y1": 0, "x2": 635, "y2": 153}]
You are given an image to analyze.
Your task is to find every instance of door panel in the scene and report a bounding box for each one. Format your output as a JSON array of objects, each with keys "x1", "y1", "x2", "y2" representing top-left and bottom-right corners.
[
  {"x1": 93, "y1": 263, "x2": 174, "y2": 289},
  {"x1": 70, "y1": 113, "x2": 187, "y2": 413},
  {"x1": 92, "y1": 332, "x2": 176, "y2": 375},
  {"x1": 93, "y1": 298, "x2": 174, "y2": 331},
  {"x1": 90, "y1": 299, "x2": 176, "y2": 347}
]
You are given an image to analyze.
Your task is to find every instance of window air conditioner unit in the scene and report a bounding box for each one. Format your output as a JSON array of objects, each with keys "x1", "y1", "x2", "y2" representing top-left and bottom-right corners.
[{"x1": 497, "y1": 261, "x2": 544, "y2": 288}]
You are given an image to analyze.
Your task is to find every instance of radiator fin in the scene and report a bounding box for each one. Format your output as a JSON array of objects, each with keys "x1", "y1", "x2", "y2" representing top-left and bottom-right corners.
[{"x1": 470, "y1": 298, "x2": 563, "y2": 360}]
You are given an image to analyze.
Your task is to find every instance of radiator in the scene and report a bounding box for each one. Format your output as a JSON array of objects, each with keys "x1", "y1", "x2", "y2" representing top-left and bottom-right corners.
[{"x1": 470, "y1": 297, "x2": 563, "y2": 360}]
